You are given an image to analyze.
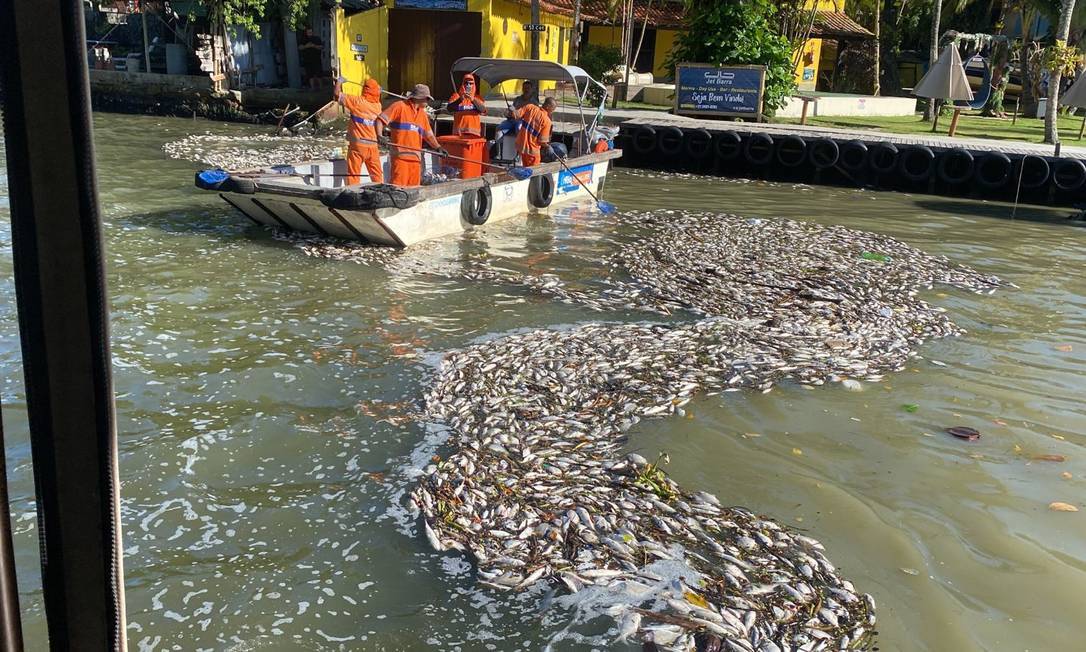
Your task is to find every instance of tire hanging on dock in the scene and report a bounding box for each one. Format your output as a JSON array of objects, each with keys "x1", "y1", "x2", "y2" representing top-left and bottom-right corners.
[
  {"x1": 632, "y1": 126, "x2": 657, "y2": 157},
  {"x1": 838, "y1": 140, "x2": 869, "y2": 173},
  {"x1": 868, "y1": 142, "x2": 899, "y2": 175},
  {"x1": 743, "y1": 133, "x2": 774, "y2": 166},
  {"x1": 714, "y1": 131, "x2": 743, "y2": 162},
  {"x1": 656, "y1": 126, "x2": 685, "y2": 157},
  {"x1": 808, "y1": 138, "x2": 839, "y2": 170},
  {"x1": 683, "y1": 129, "x2": 714, "y2": 160},
  {"x1": 1017, "y1": 155, "x2": 1051, "y2": 189},
  {"x1": 974, "y1": 152, "x2": 1013, "y2": 189},
  {"x1": 528, "y1": 174, "x2": 555, "y2": 208},
  {"x1": 936, "y1": 148, "x2": 975, "y2": 185},
  {"x1": 1052, "y1": 158, "x2": 1086, "y2": 191},
  {"x1": 461, "y1": 186, "x2": 492, "y2": 225},
  {"x1": 898, "y1": 145, "x2": 936, "y2": 182},
  {"x1": 775, "y1": 135, "x2": 807, "y2": 168}
]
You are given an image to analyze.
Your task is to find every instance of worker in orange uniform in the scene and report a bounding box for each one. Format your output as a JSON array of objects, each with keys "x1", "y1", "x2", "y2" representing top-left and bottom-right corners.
[
  {"x1": 447, "y1": 73, "x2": 487, "y2": 137},
  {"x1": 377, "y1": 83, "x2": 447, "y2": 187},
  {"x1": 334, "y1": 76, "x2": 384, "y2": 184},
  {"x1": 511, "y1": 96, "x2": 556, "y2": 167}
]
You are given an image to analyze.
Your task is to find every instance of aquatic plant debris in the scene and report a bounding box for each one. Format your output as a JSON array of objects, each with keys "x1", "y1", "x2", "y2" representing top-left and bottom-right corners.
[{"x1": 400, "y1": 212, "x2": 1003, "y2": 650}]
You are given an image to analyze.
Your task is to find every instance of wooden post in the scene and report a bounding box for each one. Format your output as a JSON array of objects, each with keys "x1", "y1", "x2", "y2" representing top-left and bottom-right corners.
[
  {"x1": 1012, "y1": 95, "x2": 1020, "y2": 125},
  {"x1": 1078, "y1": 112, "x2": 1086, "y2": 140},
  {"x1": 931, "y1": 100, "x2": 940, "y2": 132},
  {"x1": 948, "y1": 107, "x2": 962, "y2": 136},
  {"x1": 800, "y1": 98, "x2": 810, "y2": 125},
  {"x1": 141, "y1": 3, "x2": 151, "y2": 73}
]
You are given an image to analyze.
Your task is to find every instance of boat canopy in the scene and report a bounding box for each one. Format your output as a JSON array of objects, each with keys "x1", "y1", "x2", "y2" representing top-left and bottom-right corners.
[{"x1": 450, "y1": 58, "x2": 606, "y2": 97}]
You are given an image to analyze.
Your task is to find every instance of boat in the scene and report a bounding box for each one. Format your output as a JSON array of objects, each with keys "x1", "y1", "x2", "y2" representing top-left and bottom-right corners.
[{"x1": 195, "y1": 58, "x2": 622, "y2": 247}]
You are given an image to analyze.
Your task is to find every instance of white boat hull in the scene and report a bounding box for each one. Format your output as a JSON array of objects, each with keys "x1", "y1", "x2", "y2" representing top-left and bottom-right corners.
[{"x1": 213, "y1": 150, "x2": 621, "y2": 248}]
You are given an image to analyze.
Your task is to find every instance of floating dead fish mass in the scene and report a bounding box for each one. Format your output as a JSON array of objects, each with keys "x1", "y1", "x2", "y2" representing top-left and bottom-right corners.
[
  {"x1": 305, "y1": 210, "x2": 1003, "y2": 649},
  {"x1": 163, "y1": 132, "x2": 340, "y2": 170}
]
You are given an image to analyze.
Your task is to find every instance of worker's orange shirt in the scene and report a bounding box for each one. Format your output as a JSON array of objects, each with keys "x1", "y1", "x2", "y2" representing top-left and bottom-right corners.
[
  {"x1": 448, "y1": 93, "x2": 485, "y2": 137},
  {"x1": 515, "y1": 104, "x2": 552, "y2": 158},
  {"x1": 340, "y1": 93, "x2": 382, "y2": 146},
  {"x1": 379, "y1": 100, "x2": 434, "y2": 161}
]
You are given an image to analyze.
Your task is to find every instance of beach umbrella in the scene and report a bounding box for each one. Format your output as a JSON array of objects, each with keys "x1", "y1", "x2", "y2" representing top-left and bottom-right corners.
[
  {"x1": 913, "y1": 45, "x2": 974, "y2": 136},
  {"x1": 1059, "y1": 72, "x2": 1086, "y2": 139}
]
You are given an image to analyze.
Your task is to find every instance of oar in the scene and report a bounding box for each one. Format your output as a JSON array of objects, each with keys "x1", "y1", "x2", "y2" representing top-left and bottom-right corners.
[
  {"x1": 553, "y1": 155, "x2": 616, "y2": 214},
  {"x1": 352, "y1": 137, "x2": 532, "y2": 180}
]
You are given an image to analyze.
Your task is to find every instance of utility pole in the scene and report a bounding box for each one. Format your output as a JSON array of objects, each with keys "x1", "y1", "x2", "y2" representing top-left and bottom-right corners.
[
  {"x1": 531, "y1": 0, "x2": 540, "y2": 60},
  {"x1": 873, "y1": 0, "x2": 880, "y2": 96},
  {"x1": 141, "y1": 1, "x2": 152, "y2": 73}
]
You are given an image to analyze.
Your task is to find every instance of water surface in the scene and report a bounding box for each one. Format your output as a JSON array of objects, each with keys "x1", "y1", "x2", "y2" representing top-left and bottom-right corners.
[{"x1": 1, "y1": 113, "x2": 1084, "y2": 651}]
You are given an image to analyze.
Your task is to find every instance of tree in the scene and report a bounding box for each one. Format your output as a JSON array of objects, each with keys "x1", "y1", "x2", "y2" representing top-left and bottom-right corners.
[
  {"x1": 668, "y1": 0, "x2": 796, "y2": 114},
  {"x1": 1045, "y1": 0, "x2": 1077, "y2": 143},
  {"x1": 923, "y1": 0, "x2": 943, "y2": 121},
  {"x1": 201, "y1": 0, "x2": 310, "y2": 37}
]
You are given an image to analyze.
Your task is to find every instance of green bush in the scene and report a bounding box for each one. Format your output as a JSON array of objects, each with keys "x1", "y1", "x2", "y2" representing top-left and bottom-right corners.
[
  {"x1": 577, "y1": 44, "x2": 624, "y2": 105},
  {"x1": 667, "y1": 0, "x2": 796, "y2": 115}
]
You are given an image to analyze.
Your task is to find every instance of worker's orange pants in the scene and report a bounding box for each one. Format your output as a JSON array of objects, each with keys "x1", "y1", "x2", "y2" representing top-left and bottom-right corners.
[
  {"x1": 391, "y1": 159, "x2": 422, "y2": 187},
  {"x1": 347, "y1": 144, "x2": 382, "y2": 185},
  {"x1": 520, "y1": 153, "x2": 541, "y2": 167}
]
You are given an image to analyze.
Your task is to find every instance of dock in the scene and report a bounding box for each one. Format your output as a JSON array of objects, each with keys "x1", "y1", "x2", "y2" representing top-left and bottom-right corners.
[{"x1": 438, "y1": 101, "x2": 1086, "y2": 208}]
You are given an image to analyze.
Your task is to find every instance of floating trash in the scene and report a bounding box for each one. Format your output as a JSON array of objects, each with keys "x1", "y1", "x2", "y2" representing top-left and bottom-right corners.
[
  {"x1": 945, "y1": 426, "x2": 981, "y2": 441},
  {"x1": 163, "y1": 132, "x2": 340, "y2": 170}
]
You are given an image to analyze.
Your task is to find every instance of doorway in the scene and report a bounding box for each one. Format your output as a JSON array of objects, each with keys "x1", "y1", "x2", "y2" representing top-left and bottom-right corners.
[{"x1": 388, "y1": 9, "x2": 482, "y2": 99}]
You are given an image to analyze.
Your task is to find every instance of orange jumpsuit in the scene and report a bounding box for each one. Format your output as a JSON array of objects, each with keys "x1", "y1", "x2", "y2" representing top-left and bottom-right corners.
[
  {"x1": 379, "y1": 100, "x2": 435, "y2": 187},
  {"x1": 448, "y1": 74, "x2": 486, "y2": 137},
  {"x1": 340, "y1": 79, "x2": 383, "y2": 184},
  {"x1": 515, "y1": 103, "x2": 552, "y2": 167}
]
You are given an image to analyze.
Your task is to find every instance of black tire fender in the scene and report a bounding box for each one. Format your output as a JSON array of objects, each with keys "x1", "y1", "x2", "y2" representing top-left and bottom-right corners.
[
  {"x1": 838, "y1": 140, "x2": 869, "y2": 172},
  {"x1": 656, "y1": 126, "x2": 685, "y2": 157},
  {"x1": 714, "y1": 130, "x2": 742, "y2": 161},
  {"x1": 684, "y1": 128, "x2": 714, "y2": 160},
  {"x1": 868, "y1": 142, "x2": 899, "y2": 175},
  {"x1": 807, "y1": 138, "x2": 839, "y2": 169},
  {"x1": 528, "y1": 174, "x2": 555, "y2": 208},
  {"x1": 461, "y1": 185, "x2": 492, "y2": 225},
  {"x1": 1052, "y1": 158, "x2": 1086, "y2": 191},
  {"x1": 974, "y1": 152, "x2": 1013, "y2": 189},
  {"x1": 775, "y1": 135, "x2": 807, "y2": 167},
  {"x1": 1018, "y1": 155, "x2": 1051, "y2": 189},
  {"x1": 937, "y1": 148, "x2": 975, "y2": 185},
  {"x1": 898, "y1": 145, "x2": 936, "y2": 182},
  {"x1": 631, "y1": 125, "x2": 657, "y2": 155},
  {"x1": 222, "y1": 175, "x2": 257, "y2": 194},
  {"x1": 744, "y1": 133, "x2": 774, "y2": 166}
]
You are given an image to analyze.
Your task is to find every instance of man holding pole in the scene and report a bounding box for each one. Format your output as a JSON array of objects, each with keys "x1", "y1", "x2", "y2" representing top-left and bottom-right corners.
[
  {"x1": 377, "y1": 83, "x2": 448, "y2": 187},
  {"x1": 334, "y1": 76, "x2": 384, "y2": 184}
]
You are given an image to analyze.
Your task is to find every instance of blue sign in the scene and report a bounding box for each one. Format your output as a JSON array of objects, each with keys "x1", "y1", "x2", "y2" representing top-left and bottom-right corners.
[
  {"x1": 395, "y1": 0, "x2": 468, "y2": 8},
  {"x1": 674, "y1": 64, "x2": 766, "y2": 119},
  {"x1": 557, "y1": 164, "x2": 593, "y2": 195}
]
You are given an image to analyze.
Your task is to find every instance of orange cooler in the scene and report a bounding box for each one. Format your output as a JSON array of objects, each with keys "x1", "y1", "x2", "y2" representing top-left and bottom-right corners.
[{"x1": 437, "y1": 135, "x2": 488, "y2": 179}]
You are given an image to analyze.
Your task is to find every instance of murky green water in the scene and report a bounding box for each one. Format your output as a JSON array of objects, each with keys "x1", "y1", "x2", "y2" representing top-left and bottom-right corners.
[{"x1": 2, "y1": 113, "x2": 1085, "y2": 651}]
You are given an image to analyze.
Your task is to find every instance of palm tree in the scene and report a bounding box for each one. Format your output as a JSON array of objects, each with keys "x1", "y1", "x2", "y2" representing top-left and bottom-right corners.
[
  {"x1": 923, "y1": 0, "x2": 943, "y2": 121},
  {"x1": 1045, "y1": 0, "x2": 1077, "y2": 143}
]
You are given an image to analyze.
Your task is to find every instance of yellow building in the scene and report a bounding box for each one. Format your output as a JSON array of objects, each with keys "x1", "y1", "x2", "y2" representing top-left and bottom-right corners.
[
  {"x1": 794, "y1": 0, "x2": 875, "y2": 92},
  {"x1": 583, "y1": 0, "x2": 684, "y2": 81},
  {"x1": 335, "y1": 0, "x2": 574, "y2": 99}
]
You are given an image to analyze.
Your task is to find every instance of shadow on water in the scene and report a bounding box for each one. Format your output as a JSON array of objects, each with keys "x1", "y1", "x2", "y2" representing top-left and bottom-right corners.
[{"x1": 912, "y1": 198, "x2": 1085, "y2": 226}]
